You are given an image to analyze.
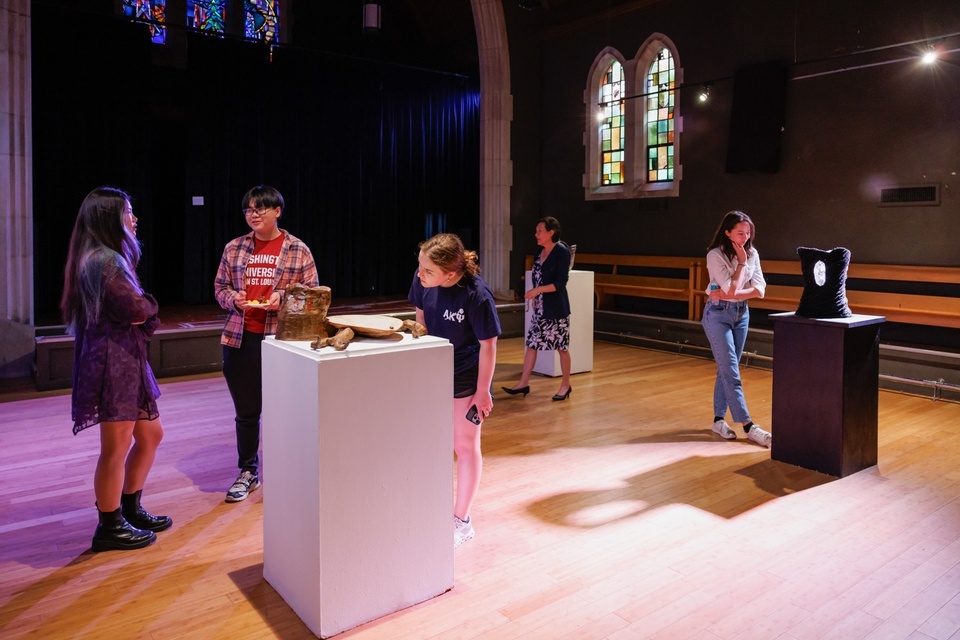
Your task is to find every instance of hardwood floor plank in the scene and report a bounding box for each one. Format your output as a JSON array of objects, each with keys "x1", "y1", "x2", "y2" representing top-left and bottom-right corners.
[{"x1": 2, "y1": 337, "x2": 960, "y2": 639}]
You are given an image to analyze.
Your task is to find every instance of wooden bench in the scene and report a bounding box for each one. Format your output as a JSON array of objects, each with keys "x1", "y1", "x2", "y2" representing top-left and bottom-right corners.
[
  {"x1": 525, "y1": 253, "x2": 703, "y2": 320},
  {"x1": 694, "y1": 260, "x2": 960, "y2": 329},
  {"x1": 522, "y1": 253, "x2": 960, "y2": 329}
]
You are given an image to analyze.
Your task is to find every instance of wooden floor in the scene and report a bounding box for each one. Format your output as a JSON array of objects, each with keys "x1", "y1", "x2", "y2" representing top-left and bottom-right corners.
[{"x1": 2, "y1": 337, "x2": 959, "y2": 640}]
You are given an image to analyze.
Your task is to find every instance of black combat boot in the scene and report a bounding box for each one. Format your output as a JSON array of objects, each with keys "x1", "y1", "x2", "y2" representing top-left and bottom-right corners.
[
  {"x1": 91, "y1": 506, "x2": 156, "y2": 552},
  {"x1": 121, "y1": 490, "x2": 173, "y2": 532}
]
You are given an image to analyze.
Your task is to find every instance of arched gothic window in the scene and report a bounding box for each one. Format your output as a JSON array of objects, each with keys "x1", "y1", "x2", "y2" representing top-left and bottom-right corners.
[
  {"x1": 189, "y1": 0, "x2": 227, "y2": 34},
  {"x1": 645, "y1": 48, "x2": 675, "y2": 183},
  {"x1": 583, "y1": 48, "x2": 630, "y2": 200},
  {"x1": 584, "y1": 35, "x2": 682, "y2": 200},
  {"x1": 120, "y1": 0, "x2": 281, "y2": 43},
  {"x1": 122, "y1": 0, "x2": 167, "y2": 44},
  {"x1": 245, "y1": 0, "x2": 281, "y2": 42},
  {"x1": 631, "y1": 34, "x2": 682, "y2": 197}
]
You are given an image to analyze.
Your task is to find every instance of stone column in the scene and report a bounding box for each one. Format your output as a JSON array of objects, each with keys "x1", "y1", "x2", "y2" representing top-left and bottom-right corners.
[
  {"x1": 0, "y1": 0, "x2": 35, "y2": 378},
  {"x1": 471, "y1": 0, "x2": 513, "y2": 299}
]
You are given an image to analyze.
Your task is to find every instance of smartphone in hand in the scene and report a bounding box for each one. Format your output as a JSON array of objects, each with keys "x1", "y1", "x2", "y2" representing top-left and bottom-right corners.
[{"x1": 465, "y1": 405, "x2": 482, "y2": 425}]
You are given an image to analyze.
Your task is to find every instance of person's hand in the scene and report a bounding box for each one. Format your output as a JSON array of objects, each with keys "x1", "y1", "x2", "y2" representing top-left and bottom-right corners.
[
  {"x1": 140, "y1": 314, "x2": 161, "y2": 336},
  {"x1": 234, "y1": 291, "x2": 249, "y2": 310},
  {"x1": 472, "y1": 390, "x2": 494, "y2": 420},
  {"x1": 524, "y1": 287, "x2": 538, "y2": 300},
  {"x1": 732, "y1": 242, "x2": 747, "y2": 265},
  {"x1": 263, "y1": 291, "x2": 282, "y2": 310}
]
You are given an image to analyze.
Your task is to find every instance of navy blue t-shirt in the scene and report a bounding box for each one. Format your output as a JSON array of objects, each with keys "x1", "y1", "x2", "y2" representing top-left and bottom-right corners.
[{"x1": 408, "y1": 270, "x2": 501, "y2": 379}]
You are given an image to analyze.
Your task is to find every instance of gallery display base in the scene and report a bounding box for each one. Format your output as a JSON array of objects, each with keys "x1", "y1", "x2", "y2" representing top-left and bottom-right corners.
[
  {"x1": 262, "y1": 334, "x2": 454, "y2": 638},
  {"x1": 770, "y1": 312, "x2": 884, "y2": 477},
  {"x1": 524, "y1": 269, "x2": 594, "y2": 377}
]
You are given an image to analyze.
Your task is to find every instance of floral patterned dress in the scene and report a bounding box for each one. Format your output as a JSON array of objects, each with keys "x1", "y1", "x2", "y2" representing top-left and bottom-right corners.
[
  {"x1": 525, "y1": 252, "x2": 570, "y2": 351},
  {"x1": 71, "y1": 258, "x2": 161, "y2": 434}
]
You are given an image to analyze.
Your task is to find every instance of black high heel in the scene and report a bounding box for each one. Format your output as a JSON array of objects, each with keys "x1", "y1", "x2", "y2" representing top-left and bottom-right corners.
[
  {"x1": 552, "y1": 387, "x2": 572, "y2": 401},
  {"x1": 502, "y1": 385, "x2": 530, "y2": 397}
]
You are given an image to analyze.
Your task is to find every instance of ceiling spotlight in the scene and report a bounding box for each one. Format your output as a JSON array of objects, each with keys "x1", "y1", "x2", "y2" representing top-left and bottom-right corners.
[
  {"x1": 921, "y1": 41, "x2": 945, "y2": 65},
  {"x1": 698, "y1": 84, "x2": 710, "y2": 102}
]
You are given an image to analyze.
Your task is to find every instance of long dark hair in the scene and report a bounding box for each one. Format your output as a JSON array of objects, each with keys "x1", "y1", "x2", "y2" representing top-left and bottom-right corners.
[
  {"x1": 419, "y1": 233, "x2": 480, "y2": 278},
  {"x1": 60, "y1": 187, "x2": 142, "y2": 331},
  {"x1": 707, "y1": 210, "x2": 756, "y2": 261},
  {"x1": 539, "y1": 216, "x2": 562, "y2": 243}
]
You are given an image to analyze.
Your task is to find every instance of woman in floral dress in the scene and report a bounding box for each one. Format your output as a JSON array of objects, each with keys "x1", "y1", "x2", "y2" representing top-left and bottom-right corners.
[{"x1": 502, "y1": 216, "x2": 573, "y2": 401}]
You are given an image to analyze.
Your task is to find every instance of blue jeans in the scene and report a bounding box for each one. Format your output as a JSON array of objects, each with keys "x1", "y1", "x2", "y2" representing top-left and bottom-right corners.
[{"x1": 701, "y1": 301, "x2": 752, "y2": 423}]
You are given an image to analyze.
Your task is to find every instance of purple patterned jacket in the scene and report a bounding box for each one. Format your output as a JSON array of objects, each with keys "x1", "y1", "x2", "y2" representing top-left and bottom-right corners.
[{"x1": 72, "y1": 259, "x2": 161, "y2": 434}]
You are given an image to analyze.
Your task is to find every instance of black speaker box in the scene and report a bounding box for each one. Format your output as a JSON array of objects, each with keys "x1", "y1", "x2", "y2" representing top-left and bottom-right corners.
[{"x1": 725, "y1": 61, "x2": 788, "y2": 173}]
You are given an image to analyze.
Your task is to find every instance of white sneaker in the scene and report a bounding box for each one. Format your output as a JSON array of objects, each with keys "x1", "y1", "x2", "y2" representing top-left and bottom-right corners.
[
  {"x1": 454, "y1": 515, "x2": 475, "y2": 548},
  {"x1": 711, "y1": 420, "x2": 737, "y2": 440},
  {"x1": 225, "y1": 470, "x2": 261, "y2": 502},
  {"x1": 747, "y1": 425, "x2": 772, "y2": 448}
]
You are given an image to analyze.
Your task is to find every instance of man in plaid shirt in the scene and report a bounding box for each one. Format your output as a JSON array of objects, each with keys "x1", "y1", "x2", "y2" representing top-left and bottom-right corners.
[{"x1": 215, "y1": 185, "x2": 319, "y2": 502}]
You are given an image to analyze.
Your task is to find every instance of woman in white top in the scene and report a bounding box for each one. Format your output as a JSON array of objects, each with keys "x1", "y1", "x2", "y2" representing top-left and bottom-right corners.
[{"x1": 702, "y1": 211, "x2": 772, "y2": 447}]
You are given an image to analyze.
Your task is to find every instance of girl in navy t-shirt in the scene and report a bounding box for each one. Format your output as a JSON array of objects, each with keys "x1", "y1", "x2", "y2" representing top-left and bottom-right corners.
[{"x1": 408, "y1": 233, "x2": 501, "y2": 548}]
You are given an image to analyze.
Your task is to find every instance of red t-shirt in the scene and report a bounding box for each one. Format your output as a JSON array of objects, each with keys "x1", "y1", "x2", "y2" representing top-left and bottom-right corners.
[{"x1": 243, "y1": 235, "x2": 284, "y2": 334}]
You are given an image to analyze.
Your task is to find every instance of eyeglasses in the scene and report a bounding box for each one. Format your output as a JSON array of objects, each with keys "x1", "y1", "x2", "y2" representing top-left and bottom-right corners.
[{"x1": 243, "y1": 207, "x2": 273, "y2": 218}]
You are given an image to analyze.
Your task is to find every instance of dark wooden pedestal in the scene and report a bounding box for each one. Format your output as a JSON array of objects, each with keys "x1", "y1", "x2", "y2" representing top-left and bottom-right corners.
[{"x1": 770, "y1": 313, "x2": 885, "y2": 477}]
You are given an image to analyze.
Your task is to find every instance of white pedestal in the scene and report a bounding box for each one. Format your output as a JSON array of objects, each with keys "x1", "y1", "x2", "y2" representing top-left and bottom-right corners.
[
  {"x1": 261, "y1": 334, "x2": 454, "y2": 639},
  {"x1": 524, "y1": 269, "x2": 594, "y2": 377}
]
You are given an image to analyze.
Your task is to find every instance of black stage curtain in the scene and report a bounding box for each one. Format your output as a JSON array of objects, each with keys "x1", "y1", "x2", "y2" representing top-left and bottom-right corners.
[
  {"x1": 31, "y1": 4, "x2": 154, "y2": 323},
  {"x1": 32, "y1": 7, "x2": 480, "y2": 321}
]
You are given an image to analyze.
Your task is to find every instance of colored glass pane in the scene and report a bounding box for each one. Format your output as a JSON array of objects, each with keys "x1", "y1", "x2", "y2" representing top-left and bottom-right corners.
[
  {"x1": 122, "y1": 0, "x2": 166, "y2": 44},
  {"x1": 188, "y1": 0, "x2": 226, "y2": 34},
  {"x1": 245, "y1": 0, "x2": 281, "y2": 42},
  {"x1": 645, "y1": 48, "x2": 675, "y2": 183},
  {"x1": 598, "y1": 60, "x2": 625, "y2": 186}
]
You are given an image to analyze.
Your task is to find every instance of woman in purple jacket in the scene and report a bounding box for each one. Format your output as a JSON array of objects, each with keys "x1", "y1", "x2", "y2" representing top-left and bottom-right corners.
[{"x1": 61, "y1": 187, "x2": 172, "y2": 552}]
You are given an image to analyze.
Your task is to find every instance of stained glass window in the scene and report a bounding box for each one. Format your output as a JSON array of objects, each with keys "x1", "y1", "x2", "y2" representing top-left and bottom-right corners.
[
  {"x1": 645, "y1": 48, "x2": 675, "y2": 182},
  {"x1": 122, "y1": 0, "x2": 166, "y2": 45},
  {"x1": 188, "y1": 0, "x2": 226, "y2": 35},
  {"x1": 245, "y1": 0, "x2": 281, "y2": 43},
  {"x1": 599, "y1": 60, "x2": 625, "y2": 186}
]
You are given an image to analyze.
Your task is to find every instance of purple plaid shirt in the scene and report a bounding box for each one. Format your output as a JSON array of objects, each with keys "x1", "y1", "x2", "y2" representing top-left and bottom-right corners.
[{"x1": 215, "y1": 229, "x2": 319, "y2": 348}]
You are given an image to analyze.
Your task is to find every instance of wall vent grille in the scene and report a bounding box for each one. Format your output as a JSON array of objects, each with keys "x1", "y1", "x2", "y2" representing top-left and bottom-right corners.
[{"x1": 879, "y1": 183, "x2": 940, "y2": 206}]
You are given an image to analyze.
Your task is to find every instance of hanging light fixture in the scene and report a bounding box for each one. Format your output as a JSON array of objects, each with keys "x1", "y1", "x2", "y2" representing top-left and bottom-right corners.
[
  {"x1": 698, "y1": 83, "x2": 711, "y2": 102},
  {"x1": 363, "y1": 1, "x2": 381, "y2": 34}
]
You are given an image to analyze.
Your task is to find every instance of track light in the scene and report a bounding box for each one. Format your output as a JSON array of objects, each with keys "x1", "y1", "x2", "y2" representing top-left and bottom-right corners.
[
  {"x1": 698, "y1": 84, "x2": 710, "y2": 102},
  {"x1": 921, "y1": 45, "x2": 938, "y2": 64}
]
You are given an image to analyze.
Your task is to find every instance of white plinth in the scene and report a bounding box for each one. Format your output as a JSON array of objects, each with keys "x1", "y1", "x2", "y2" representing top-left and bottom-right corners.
[
  {"x1": 524, "y1": 269, "x2": 594, "y2": 377},
  {"x1": 262, "y1": 334, "x2": 454, "y2": 639}
]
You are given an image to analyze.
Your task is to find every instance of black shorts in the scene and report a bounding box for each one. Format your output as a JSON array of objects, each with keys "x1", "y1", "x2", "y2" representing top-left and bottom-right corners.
[{"x1": 453, "y1": 364, "x2": 478, "y2": 398}]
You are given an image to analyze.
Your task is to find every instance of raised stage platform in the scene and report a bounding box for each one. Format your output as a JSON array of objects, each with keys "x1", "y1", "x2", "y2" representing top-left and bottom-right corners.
[{"x1": 32, "y1": 297, "x2": 526, "y2": 392}]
